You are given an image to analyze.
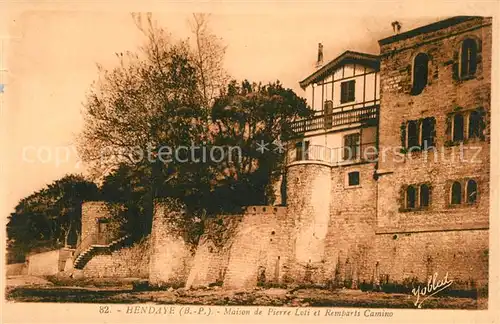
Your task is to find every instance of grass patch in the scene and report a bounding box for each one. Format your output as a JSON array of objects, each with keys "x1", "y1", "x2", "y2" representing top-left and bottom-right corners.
[{"x1": 45, "y1": 275, "x2": 135, "y2": 288}]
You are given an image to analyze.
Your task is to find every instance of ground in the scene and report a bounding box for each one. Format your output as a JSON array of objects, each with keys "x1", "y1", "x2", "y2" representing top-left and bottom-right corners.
[{"x1": 5, "y1": 275, "x2": 487, "y2": 309}]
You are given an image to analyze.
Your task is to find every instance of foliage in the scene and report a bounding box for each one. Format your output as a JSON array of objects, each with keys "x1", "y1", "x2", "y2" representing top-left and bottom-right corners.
[
  {"x1": 72, "y1": 14, "x2": 312, "y2": 241},
  {"x1": 78, "y1": 14, "x2": 210, "y2": 236},
  {"x1": 6, "y1": 174, "x2": 100, "y2": 262},
  {"x1": 200, "y1": 80, "x2": 312, "y2": 213},
  {"x1": 100, "y1": 163, "x2": 152, "y2": 239}
]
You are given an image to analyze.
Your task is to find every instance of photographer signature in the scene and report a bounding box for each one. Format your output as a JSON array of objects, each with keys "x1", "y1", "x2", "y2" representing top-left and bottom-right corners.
[{"x1": 412, "y1": 272, "x2": 453, "y2": 308}]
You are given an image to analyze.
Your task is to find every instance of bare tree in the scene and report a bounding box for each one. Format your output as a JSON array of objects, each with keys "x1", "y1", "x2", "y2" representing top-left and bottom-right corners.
[
  {"x1": 189, "y1": 13, "x2": 230, "y2": 113},
  {"x1": 77, "y1": 13, "x2": 213, "y2": 235},
  {"x1": 78, "y1": 13, "x2": 203, "y2": 179}
]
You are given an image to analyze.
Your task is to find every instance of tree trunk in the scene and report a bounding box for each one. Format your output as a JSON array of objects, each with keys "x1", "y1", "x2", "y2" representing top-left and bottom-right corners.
[{"x1": 64, "y1": 222, "x2": 73, "y2": 248}]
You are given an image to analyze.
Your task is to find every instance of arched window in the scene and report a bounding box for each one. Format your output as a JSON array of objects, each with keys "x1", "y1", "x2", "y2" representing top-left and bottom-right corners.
[
  {"x1": 468, "y1": 110, "x2": 483, "y2": 139},
  {"x1": 453, "y1": 113, "x2": 464, "y2": 142},
  {"x1": 420, "y1": 184, "x2": 430, "y2": 208},
  {"x1": 451, "y1": 181, "x2": 462, "y2": 205},
  {"x1": 466, "y1": 179, "x2": 478, "y2": 204},
  {"x1": 412, "y1": 53, "x2": 429, "y2": 95},
  {"x1": 406, "y1": 186, "x2": 417, "y2": 209},
  {"x1": 460, "y1": 39, "x2": 478, "y2": 78}
]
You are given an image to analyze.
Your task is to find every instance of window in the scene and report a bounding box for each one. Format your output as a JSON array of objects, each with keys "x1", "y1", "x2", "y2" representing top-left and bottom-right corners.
[
  {"x1": 421, "y1": 118, "x2": 435, "y2": 148},
  {"x1": 466, "y1": 179, "x2": 478, "y2": 204},
  {"x1": 348, "y1": 171, "x2": 360, "y2": 186},
  {"x1": 295, "y1": 141, "x2": 309, "y2": 161},
  {"x1": 324, "y1": 100, "x2": 333, "y2": 128},
  {"x1": 412, "y1": 53, "x2": 429, "y2": 95},
  {"x1": 451, "y1": 181, "x2": 462, "y2": 205},
  {"x1": 340, "y1": 80, "x2": 355, "y2": 103},
  {"x1": 449, "y1": 110, "x2": 484, "y2": 144},
  {"x1": 420, "y1": 184, "x2": 430, "y2": 208},
  {"x1": 98, "y1": 221, "x2": 108, "y2": 233},
  {"x1": 343, "y1": 133, "x2": 360, "y2": 160},
  {"x1": 460, "y1": 39, "x2": 478, "y2": 78},
  {"x1": 452, "y1": 113, "x2": 464, "y2": 142},
  {"x1": 406, "y1": 186, "x2": 417, "y2": 209},
  {"x1": 407, "y1": 121, "x2": 419, "y2": 148},
  {"x1": 402, "y1": 118, "x2": 436, "y2": 150},
  {"x1": 468, "y1": 110, "x2": 483, "y2": 139},
  {"x1": 402, "y1": 183, "x2": 432, "y2": 210}
]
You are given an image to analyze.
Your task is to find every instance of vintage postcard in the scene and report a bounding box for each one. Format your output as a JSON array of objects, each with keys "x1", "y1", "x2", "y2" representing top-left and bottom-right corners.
[{"x1": 1, "y1": 1, "x2": 499, "y2": 323}]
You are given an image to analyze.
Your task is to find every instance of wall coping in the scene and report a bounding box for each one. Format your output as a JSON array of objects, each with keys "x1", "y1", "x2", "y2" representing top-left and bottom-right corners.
[{"x1": 376, "y1": 222, "x2": 489, "y2": 235}]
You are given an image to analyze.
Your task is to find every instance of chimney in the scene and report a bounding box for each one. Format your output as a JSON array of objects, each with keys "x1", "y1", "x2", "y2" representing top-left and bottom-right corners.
[
  {"x1": 316, "y1": 42, "x2": 324, "y2": 68},
  {"x1": 391, "y1": 21, "x2": 402, "y2": 34}
]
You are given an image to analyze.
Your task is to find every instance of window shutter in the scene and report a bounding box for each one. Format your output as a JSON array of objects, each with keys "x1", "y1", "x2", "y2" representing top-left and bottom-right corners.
[
  {"x1": 415, "y1": 121, "x2": 421, "y2": 147},
  {"x1": 407, "y1": 120, "x2": 419, "y2": 148},
  {"x1": 479, "y1": 109, "x2": 486, "y2": 141},
  {"x1": 445, "y1": 115, "x2": 452, "y2": 141},
  {"x1": 430, "y1": 117, "x2": 436, "y2": 147},
  {"x1": 340, "y1": 82, "x2": 347, "y2": 103},
  {"x1": 324, "y1": 101, "x2": 333, "y2": 129},
  {"x1": 469, "y1": 43, "x2": 478, "y2": 75},
  {"x1": 348, "y1": 80, "x2": 355, "y2": 101},
  {"x1": 420, "y1": 117, "x2": 435, "y2": 148},
  {"x1": 453, "y1": 114, "x2": 465, "y2": 142},
  {"x1": 400, "y1": 122, "x2": 407, "y2": 148},
  {"x1": 452, "y1": 50, "x2": 459, "y2": 80},
  {"x1": 343, "y1": 136, "x2": 350, "y2": 160},
  {"x1": 476, "y1": 38, "x2": 482, "y2": 65}
]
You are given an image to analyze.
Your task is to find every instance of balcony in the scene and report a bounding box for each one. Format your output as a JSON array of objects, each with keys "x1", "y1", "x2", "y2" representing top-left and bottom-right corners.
[
  {"x1": 287, "y1": 142, "x2": 378, "y2": 166},
  {"x1": 288, "y1": 100, "x2": 379, "y2": 136}
]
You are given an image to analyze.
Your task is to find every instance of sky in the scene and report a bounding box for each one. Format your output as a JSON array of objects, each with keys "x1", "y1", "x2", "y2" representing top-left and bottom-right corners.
[{"x1": 1, "y1": 1, "x2": 497, "y2": 217}]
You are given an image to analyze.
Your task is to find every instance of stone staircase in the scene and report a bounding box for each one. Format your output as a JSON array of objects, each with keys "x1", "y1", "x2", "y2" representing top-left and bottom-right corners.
[{"x1": 73, "y1": 234, "x2": 132, "y2": 269}]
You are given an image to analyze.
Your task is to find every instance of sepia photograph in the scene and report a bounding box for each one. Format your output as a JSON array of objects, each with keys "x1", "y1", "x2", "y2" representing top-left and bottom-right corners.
[{"x1": 1, "y1": 2, "x2": 499, "y2": 323}]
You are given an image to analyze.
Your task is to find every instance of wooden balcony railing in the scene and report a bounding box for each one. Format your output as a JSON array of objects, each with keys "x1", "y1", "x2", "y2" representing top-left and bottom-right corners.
[{"x1": 288, "y1": 101, "x2": 379, "y2": 136}]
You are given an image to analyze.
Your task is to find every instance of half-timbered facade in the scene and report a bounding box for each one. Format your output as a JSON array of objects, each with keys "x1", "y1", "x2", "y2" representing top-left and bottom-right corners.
[{"x1": 287, "y1": 51, "x2": 380, "y2": 166}]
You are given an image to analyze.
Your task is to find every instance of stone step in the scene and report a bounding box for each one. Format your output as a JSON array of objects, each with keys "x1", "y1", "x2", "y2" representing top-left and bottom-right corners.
[{"x1": 73, "y1": 235, "x2": 132, "y2": 269}]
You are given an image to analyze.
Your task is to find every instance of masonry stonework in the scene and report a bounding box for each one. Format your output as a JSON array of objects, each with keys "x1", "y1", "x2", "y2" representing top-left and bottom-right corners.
[
  {"x1": 375, "y1": 16, "x2": 491, "y2": 285},
  {"x1": 71, "y1": 17, "x2": 490, "y2": 291},
  {"x1": 148, "y1": 199, "x2": 193, "y2": 287},
  {"x1": 27, "y1": 249, "x2": 73, "y2": 276},
  {"x1": 375, "y1": 230, "x2": 488, "y2": 287},
  {"x1": 223, "y1": 206, "x2": 289, "y2": 288},
  {"x1": 326, "y1": 163, "x2": 378, "y2": 287},
  {"x1": 81, "y1": 202, "x2": 111, "y2": 241},
  {"x1": 287, "y1": 163, "x2": 331, "y2": 265},
  {"x1": 185, "y1": 216, "x2": 242, "y2": 288},
  {"x1": 81, "y1": 240, "x2": 150, "y2": 278}
]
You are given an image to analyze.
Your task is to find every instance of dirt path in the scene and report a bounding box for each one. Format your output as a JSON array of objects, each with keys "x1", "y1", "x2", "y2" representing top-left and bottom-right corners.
[
  {"x1": 5, "y1": 277, "x2": 486, "y2": 309},
  {"x1": 6, "y1": 275, "x2": 54, "y2": 287}
]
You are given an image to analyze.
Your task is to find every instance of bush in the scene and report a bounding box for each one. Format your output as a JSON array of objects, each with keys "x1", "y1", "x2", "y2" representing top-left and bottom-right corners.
[
  {"x1": 132, "y1": 280, "x2": 150, "y2": 291},
  {"x1": 208, "y1": 280, "x2": 223, "y2": 287},
  {"x1": 359, "y1": 281, "x2": 373, "y2": 292}
]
